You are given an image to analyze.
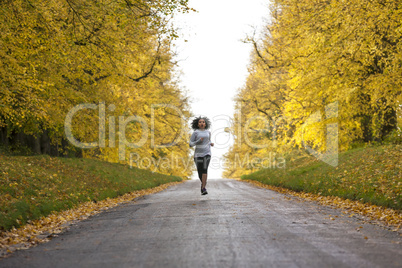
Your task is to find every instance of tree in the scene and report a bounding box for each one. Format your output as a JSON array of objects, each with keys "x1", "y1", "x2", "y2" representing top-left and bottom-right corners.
[
  {"x1": 224, "y1": 0, "x2": 402, "y2": 177},
  {"x1": 0, "y1": 0, "x2": 195, "y2": 177}
]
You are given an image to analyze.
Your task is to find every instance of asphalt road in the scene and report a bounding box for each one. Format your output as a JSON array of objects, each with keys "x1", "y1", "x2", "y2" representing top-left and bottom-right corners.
[{"x1": 1, "y1": 179, "x2": 401, "y2": 268}]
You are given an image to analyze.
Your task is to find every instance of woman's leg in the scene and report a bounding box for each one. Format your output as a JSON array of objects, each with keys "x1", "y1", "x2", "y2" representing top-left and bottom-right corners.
[
  {"x1": 201, "y1": 155, "x2": 211, "y2": 190},
  {"x1": 201, "y1": 173, "x2": 207, "y2": 189},
  {"x1": 194, "y1": 158, "x2": 203, "y2": 182}
]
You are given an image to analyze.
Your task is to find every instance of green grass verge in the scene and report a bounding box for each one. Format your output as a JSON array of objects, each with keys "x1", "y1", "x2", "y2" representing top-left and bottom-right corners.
[
  {"x1": 241, "y1": 144, "x2": 402, "y2": 210},
  {"x1": 0, "y1": 153, "x2": 182, "y2": 231}
]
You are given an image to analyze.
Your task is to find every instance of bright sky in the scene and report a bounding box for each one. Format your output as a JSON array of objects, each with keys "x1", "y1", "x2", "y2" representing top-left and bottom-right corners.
[{"x1": 173, "y1": 0, "x2": 270, "y2": 179}]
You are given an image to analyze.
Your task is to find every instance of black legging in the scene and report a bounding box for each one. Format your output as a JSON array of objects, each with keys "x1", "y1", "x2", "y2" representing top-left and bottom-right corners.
[{"x1": 194, "y1": 155, "x2": 211, "y2": 181}]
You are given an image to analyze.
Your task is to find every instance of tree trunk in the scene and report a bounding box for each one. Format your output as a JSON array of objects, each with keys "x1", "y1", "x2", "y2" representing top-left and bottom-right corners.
[{"x1": 0, "y1": 127, "x2": 8, "y2": 148}]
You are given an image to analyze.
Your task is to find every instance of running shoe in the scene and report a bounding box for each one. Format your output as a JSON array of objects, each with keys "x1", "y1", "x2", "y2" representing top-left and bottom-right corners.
[{"x1": 201, "y1": 188, "x2": 208, "y2": 195}]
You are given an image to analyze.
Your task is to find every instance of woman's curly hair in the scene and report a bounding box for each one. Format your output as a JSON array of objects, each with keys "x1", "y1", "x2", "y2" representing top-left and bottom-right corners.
[{"x1": 191, "y1": 116, "x2": 211, "y2": 130}]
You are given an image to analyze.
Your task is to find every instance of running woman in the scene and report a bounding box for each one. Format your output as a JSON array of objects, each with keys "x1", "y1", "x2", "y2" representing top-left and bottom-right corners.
[{"x1": 189, "y1": 116, "x2": 214, "y2": 195}]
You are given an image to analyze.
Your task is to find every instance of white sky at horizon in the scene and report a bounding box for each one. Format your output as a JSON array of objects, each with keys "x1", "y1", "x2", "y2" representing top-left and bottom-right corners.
[{"x1": 173, "y1": 0, "x2": 270, "y2": 179}]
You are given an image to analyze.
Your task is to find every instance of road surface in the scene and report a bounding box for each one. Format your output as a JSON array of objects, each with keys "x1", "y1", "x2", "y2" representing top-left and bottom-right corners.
[{"x1": 1, "y1": 179, "x2": 401, "y2": 267}]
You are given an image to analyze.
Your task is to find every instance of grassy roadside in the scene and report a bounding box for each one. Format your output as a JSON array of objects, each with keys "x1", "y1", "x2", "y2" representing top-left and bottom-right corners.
[
  {"x1": 0, "y1": 153, "x2": 183, "y2": 231},
  {"x1": 241, "y1": 144, "x2": 402, "y2": 211}
]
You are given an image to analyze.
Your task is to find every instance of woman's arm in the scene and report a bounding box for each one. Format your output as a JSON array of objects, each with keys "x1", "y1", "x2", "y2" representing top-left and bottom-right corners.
[{"x1": 189, "y1": 132, "x2": 201, "y2": 147}]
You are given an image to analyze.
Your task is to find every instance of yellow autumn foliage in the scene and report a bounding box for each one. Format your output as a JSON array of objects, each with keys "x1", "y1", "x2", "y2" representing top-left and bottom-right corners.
[
  {"x1": 0, "y1": 0, "x2": 194, "y2": 177},
  {"x1": 224, "y1": 0, "x2": 402, "y2": 178}
]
